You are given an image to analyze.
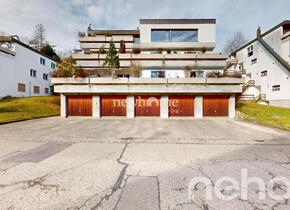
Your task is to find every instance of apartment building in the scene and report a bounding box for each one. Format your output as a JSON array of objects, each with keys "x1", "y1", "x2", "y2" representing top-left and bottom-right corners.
[
  {"x1": 0, "y1": 36, "x2": 56, "y2": 97},
  {"x1": 52, "y1": 19, "x2": 243, "y2": 118},
  {"x1": 233, "y1": 21, "x2": 290, "y2": 108}
]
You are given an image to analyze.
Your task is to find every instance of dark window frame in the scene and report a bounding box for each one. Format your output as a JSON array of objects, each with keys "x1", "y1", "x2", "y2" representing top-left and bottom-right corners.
[
  {"x1": 272, "y1": 85, "x2": 280, "y2": 91},
  {"x1": 261, "y1": 70, "x2": 267, "y2": 77},
  {"x1": 151, "y1": 29, "x2": 198, "y2": 42},
  {"x1": 30, "y1": 69, "x2": 37, "y2": 77}
]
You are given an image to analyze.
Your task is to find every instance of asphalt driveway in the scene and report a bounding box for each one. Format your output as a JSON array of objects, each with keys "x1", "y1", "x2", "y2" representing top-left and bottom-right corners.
[{"x1": 0, "y1": 117, "x2": 290, "y2": 210}]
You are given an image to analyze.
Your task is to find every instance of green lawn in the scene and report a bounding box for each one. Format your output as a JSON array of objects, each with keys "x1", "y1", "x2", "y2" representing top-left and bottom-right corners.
[
  {"x1": 0, "y1": 96, "x2": 60, "y2": 124},
  {"x1": 237, "y1": 102, "x2": 290, "y2": 131}
]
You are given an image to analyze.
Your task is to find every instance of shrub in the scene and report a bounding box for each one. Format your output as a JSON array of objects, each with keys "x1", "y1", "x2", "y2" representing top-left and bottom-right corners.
[{"x1": 207, "y1": 71, "x2": 222, "y2": 78}]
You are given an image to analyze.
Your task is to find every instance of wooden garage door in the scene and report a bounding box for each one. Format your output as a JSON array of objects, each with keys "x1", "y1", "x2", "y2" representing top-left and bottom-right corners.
[
  {"x1": 135, "y1": 96, "x2": 160, "y2": 116},
  {"x1": 67, "y1": 95, "x2": 92, "y2": 116},
  {"x1": 203, "y1": 95, "x2": 229, "y2": 116},
  {"x1": 169, "y1": 96, "x2": 195, "y2": 116},
  {"x1": 101, "y1": 95, "x2": 127, "y2": 116}
]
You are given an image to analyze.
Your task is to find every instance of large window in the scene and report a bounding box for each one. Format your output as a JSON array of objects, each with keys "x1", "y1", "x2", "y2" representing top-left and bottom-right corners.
[
  {"x1": 151, "y1": 29, "x2": 198, "y2": 42},
  {"x1": 151, "y1": 30, "x2": 170, "y2": 42},
  {"x1": 171, "y1": 30, "x2": 198, "y2": 42}
]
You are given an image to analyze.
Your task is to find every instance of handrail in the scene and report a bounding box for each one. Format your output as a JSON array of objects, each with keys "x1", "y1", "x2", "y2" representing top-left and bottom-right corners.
[{"x1": 242, "y1": 80, "x2": 255, "y2": 91}]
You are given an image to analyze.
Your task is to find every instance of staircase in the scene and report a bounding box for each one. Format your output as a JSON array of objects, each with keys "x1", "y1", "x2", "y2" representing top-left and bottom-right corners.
[
  {"x1": 242, "y1": 80, "x2": 255, "y2": 91},
  {"x1": 253, "y1": 94, "x2": 266, "y2": 103}
]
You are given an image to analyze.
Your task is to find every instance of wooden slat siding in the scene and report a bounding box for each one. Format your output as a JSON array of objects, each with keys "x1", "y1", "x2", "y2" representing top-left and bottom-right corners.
[
  {"x1": 169, "y1": 96, "x2": 195, "y2": 116},
  {"x1": 101, "y1": 95, "x2": 127, "y2": 116},
  {"x1": 135, "y1": 96, "x2": 160, "y2": 116},
  {"x1": 67, "y1": 95, "x2": 92, "y2": 116},
  {"x1": 203, "y1": 95, "x2": 229, "y2": 116}
]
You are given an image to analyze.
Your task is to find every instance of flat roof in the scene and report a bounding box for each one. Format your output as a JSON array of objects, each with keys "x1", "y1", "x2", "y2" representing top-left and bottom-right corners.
[
  {"x1": 232, "y1": 20, "x2": 290, "y2": 54},
  {"x1": 87, "y1": 29, "x2": 140, "y2": 36},
  {"x1": 140, "y1": 19, "x2": 216, "y2": 24}
]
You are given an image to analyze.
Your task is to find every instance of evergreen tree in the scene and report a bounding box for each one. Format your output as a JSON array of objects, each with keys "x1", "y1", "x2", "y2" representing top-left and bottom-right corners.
[
  {"x1": 103, "y1": 39, "x2": 120, "y2": 78},
  {"x1": 40, "y1": 44, "x2": 61, "y2": 62}
]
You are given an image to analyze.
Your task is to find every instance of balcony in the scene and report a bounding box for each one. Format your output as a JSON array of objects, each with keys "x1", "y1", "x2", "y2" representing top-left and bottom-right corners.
[{"x1": 52, "y1": 77, "x2": 244, "y2": 94}]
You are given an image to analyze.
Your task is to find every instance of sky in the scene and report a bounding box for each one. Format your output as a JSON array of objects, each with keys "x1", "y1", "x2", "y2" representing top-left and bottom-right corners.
[{"x1": 0, "y1": 0, "x2": 289, "y2": 52}]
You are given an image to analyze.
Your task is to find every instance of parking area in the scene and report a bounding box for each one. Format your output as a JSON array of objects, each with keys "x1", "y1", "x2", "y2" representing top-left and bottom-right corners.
[{"x1": 0, "y1": 117, "x2": 290, "y2": 209}]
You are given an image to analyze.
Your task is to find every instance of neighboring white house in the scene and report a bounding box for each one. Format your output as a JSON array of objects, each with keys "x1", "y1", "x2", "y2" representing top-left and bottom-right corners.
[
  {"x1": 233, "y1": 20, "x2": 290, "y2": 108},
  {"x1": 52, "y1": 19, "x2": 243, "y2": 119},
  {"x1": 0, "y1": 36, "x2": 56, "y2": 97}
]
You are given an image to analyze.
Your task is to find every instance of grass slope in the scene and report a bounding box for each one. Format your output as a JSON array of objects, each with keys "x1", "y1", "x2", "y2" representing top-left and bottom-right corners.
[
  {"x1": 237, "y1": 102, "x2": 290, "y2": 131},
  {"x1": 0, "y1": 96, "x2": 60, "y2": 124}
]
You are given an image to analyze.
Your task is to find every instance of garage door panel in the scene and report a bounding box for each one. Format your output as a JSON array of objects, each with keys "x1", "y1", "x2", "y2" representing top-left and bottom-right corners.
[
  {"x1": 101, "y1": 95, "x2": 126, "y2": 116},
  {"x1": 169, "y1": 96, "x2": 194, "y2": 116},
  {"x1": 67, "y1": 95, "x2": 92, "y2": 116},
  {"x1": 203, "y1": 95, "x2": 228, "y2": 116},
  {"x1": 135, "y1": 96, "x2": 160, "y2": 116}
]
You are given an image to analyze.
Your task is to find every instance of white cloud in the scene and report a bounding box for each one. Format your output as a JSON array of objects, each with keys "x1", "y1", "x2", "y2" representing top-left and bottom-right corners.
[{"x1": 0, "y1": 0, "x2": 289, "y2": 52}]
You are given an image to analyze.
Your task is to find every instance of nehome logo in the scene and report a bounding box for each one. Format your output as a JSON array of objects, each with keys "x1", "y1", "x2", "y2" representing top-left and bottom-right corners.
[{"x1": 188, "y1": 168, "x2": 290, "y2": 201}]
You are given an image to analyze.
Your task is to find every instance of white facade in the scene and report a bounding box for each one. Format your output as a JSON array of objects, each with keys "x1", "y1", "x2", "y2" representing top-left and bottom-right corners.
[
  {"x1": 139, "y1": 22, "x2": 216, "y2": 45},
  {"x1": 0, "y1": 37, "x2": 56, "y2": 97},
  {"x1": 75, "y1": 19, "x2": 226, "y2": 78},
  {"x1": 235, "y1": 21, "x2": 290, "y2": 108}
]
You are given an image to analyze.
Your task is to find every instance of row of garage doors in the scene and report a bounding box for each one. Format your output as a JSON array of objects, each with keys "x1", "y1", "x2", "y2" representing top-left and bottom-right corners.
[{"x1": 67, "y1": 95, "x2": 229, "y2": 117}]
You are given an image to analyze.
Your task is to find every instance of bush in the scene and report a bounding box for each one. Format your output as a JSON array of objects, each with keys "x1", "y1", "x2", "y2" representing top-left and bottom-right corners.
[{"x1": 207, "y1": 71, "x2": 222, "y2": 78}]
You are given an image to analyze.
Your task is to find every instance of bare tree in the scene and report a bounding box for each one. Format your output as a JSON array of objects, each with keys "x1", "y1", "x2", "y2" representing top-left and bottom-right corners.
[
  {"x1": 29, "y1": 23, "x2": 46, "y2": 49},
  {"x1": 223, "y1": 32, "x2": 247, "y2": 54}
]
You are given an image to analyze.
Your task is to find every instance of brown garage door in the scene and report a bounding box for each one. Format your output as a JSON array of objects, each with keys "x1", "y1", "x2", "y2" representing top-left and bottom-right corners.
[
  {"x1": 67, "y1": 95, "x2": 92, "y2": 116},
  {"x1": 169, "y1": 96, "x2": 195, "y2": 116},
  {"x1": 135, "y1": 96, "x2": 160, "y2": 116},
  {"x1": 101, "y1": 95, "x2": 127, "y2": 116},
  {"x1": 203, "y1": 95, "x2": 228, "y2": 116}
]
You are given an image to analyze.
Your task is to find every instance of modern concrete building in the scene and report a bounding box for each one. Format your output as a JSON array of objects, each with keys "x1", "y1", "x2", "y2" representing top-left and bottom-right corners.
[
  {"x1": 0, "y1": 36, "x2": 56, "y2": 97},
  {"x1": 52, "y1": 19, "x2": 244, "y2": 118},
  {"x1": 233, "y1": 21, "x2": 290, "y2": 108}
]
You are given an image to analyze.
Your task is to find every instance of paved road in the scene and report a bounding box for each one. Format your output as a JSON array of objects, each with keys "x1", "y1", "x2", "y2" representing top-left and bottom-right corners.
[{"x1": 0, "y1": 117, "x2": 290, "y2": 210}]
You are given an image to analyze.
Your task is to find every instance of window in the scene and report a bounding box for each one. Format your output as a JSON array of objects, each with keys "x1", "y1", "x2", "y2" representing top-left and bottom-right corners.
[
  {"x1": 40, "y1": 57, "x2": 46, "y2": 65},
  {"x1": 45, "y1": 88, "x2": 49, "y2": 94},
  {"x1": 247, "y1": 45, "x2": 253, "y2": 57},
  {"x1": 51, "y1": 62, "x2": 56, "y2": 69},
  {"x1": 261, "y1": 70, "x2": 267, "y2": 77},
  {"x1": 151, "y1": 30, "x2": 170, "y2": 42},
  {"x1": 171, "y1": 30, "x2": 198, "y2": 42},
  {"x1": 151, "y1": 71, "x2": 165, "y2": 78},
  {"x1": 133, "y1": 37, "x2": 140, "y2": 43},
  {"x1": 30, "y1": 69, "x2": 37, "y2": 77},
  {"x1": 190, "y1": 71, "x2": 204, "y2": 78},
  {"x1": 251, "y1": 58, "x2": 257, "y2": 65},
  {"x1": 18, "y1": 83, "x2": 26, "y2": 92},
  {"x1": 151, "y1": 29, "x2": 198, "y2": 42},
  {"x1": 43, "y1": 73, "x2": 48, "y2": 80},
  {"x1": 33, "y1": 86, "x2": 40, "y2": 94},
  {"x1": 272, "y1": 85, "x2": 280, "y2": 91}
]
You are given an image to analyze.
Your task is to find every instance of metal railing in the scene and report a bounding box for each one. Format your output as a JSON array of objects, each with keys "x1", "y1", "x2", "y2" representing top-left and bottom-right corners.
[{"x1": 242, "y1": 80, "x2": 255, "y2": 91}]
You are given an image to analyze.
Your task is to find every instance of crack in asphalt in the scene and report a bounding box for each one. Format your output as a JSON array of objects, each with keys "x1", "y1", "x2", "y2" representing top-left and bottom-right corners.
[
  {"x1": 0, "y1": 173, "x2": 63, "y2": 194},
  {"x1": 91, "y1": 142, "x2": 129, "y2": 210}
]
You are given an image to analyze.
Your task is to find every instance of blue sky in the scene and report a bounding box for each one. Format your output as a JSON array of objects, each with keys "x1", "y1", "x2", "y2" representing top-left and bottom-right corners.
[{"x1": 0, "y1": 0, "x2": 289, "y2": 52}]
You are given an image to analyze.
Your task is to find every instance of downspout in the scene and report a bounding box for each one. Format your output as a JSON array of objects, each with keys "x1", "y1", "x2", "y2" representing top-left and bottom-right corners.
[{"x1": 257, "y1": 27, "x2": 290, "y2": 72}]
